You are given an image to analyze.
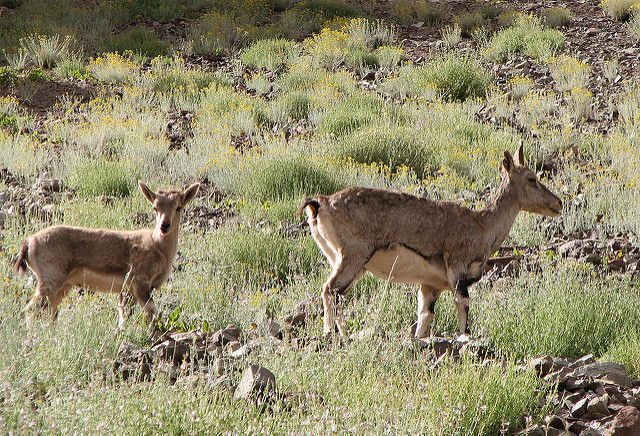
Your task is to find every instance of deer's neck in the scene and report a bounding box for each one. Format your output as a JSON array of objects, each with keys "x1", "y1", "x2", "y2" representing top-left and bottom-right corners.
[
  {"x1": 152, "y1": 225, "x2": 180, "y2": 261},
  {"x1": 480, "y1": 180, "x2": 521, "y2": 253}
]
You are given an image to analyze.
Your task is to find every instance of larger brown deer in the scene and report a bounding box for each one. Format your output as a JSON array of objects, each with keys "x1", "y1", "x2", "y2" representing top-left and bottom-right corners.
[
  {"x1": 14, "y1": 181, "x2": 199, "y2": 330},
  {"x1": 298, "y1": 144, "x2": 561, "y2": 338}
]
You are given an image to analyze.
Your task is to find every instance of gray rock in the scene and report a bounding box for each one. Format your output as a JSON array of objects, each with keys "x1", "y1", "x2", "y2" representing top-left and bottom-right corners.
[
  {"x1": 112, "y1": 341, "x2": 152, "y2": 381},
  {"x1": 571, "y1": 396, "x2": 590, "y2": 418},
  {"x1": 211, "y1": 324, "x2": 242, "y2": 346},
  {"x1": 608, "y1": 406, "x2": 640, "y2": 435},
  {"x1": 572, "y1": 362, "x2": 632, "y2": 388},
  {"x1": 569, "y1": 354, "x2": 595, "y2": 369},
  {"x1": 587, "y1": 395, "x2": 610, "y2": 416},
  {"x1": 234, "y1": 364, "x2": 276, "y2": 400},
  {"x1": 265, "y1": 319, "x2": 283, "y2": 340},
  {"x1": 586, "y1": 28, "x2": 600, "y2": 36}
]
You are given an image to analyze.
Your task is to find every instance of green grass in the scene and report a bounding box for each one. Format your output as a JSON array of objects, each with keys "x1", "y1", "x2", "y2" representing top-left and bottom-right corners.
[
  {"x1": 317, "y1": 91, "x2": 409, "y2": 135},
  {"x1": 335, "y1": 125, "x2": 437, "y2": 178},
  {"x1": 228, "y1": 152, "x2": 345, "y2": 203},
  {"x1": 474, "y1": 259, "x2": 640, "y2": 358},
  {"x1": 241, "y1": 38, "x2": 299, "y2": 71},
  {"x1": 67, "y1": 160, "x2": 138, "y2": 197},
  {"x1": 106, "y1": 26, "x2": 169, "y2": 57},
  {"x1": 421, "y1": 56, "x2": 490, "y2": 102},
  {"x1": 484, "y1": 18, "x2": 565, "y2": 61}
]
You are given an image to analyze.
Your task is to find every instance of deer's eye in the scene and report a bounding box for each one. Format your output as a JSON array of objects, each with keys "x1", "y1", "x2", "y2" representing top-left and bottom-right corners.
[
  {"x1": 528, "y1": 177, "x2": 537, "y2": 184},
  {"x1": 176, "y1": 206, "x2": 182, "y2": 212}
]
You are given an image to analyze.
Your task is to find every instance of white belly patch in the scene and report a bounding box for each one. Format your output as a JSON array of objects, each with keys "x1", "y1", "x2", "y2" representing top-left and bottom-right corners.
[{"x1": 364, "y1": 244, "x2": 450, "y2": 288}]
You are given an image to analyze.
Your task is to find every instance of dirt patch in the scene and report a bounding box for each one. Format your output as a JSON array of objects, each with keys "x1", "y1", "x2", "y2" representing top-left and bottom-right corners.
[{"x1": 0, "y1": 79, "x2": 94, "y2": 115}]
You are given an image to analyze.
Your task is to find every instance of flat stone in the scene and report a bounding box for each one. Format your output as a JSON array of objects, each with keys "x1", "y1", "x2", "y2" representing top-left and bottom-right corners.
[
  {"x1": 586, "y1": 27, "x2": 600, "y2": 36},
  {"x1": 572, "y1": 363, "x2": 632, "y2": 388}
]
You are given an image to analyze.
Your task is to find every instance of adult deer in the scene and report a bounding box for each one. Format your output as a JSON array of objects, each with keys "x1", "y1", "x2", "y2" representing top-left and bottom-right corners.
[{"x1": 298, "y1": 144, "x2": 561, "y2": 338}]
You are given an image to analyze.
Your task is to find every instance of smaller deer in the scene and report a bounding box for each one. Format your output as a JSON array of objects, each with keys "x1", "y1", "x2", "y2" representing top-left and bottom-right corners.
[
  {"x1": 298, "y1": 144, "x2": 561, "y2": 338},
  {"x1": 14, "y1": 181, "x2": 199, "y2": 330}
]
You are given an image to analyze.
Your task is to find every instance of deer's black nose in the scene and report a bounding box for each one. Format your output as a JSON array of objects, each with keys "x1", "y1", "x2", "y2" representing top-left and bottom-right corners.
[{"x1": 160, "y1": 221, "x2": 171, "y2": 233}]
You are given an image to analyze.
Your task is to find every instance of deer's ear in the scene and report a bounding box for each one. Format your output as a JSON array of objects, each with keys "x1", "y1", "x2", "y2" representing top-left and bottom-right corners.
[
  {"x1": 181, "y1": 183, "x2": 200, "y2": 206},
  {"x1": 139, "y1": 181, "x2": 156, "y2": 203},
  {"x1": 514, "y1": 141, "x2": 525, "y2": 166},
  {"x1": 500, "y1": 151, "x2": 515, "y2": 176}
]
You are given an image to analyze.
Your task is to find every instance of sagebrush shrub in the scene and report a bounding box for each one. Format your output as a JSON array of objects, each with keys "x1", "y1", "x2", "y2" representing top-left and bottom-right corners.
[
  {"x1": 241, "y1": 38, "x2": 298, "y2": 70},
  {"x1": 421, "y1": 56, "x2": 490, "y2": 102}
]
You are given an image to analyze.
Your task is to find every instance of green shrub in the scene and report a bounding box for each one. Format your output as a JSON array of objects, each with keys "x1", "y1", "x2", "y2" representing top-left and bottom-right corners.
[
  {"x1": 269, "y1": 91, "x2": 312, "y2": 122},
  {"x1": 106, "y1": 26, "x2": 169, "y2": 57},
  {"x1": 275, "y1": 7, "x2": 325, "y2": 40},
  {"x1": 302, "y1": 0, "x2": 359, "y2": 20},
  {"x1": 478, "y1": 2, "x2": 503, "y2": 19},
  {"x1": 603, "y1": 333, "x2": 640, "y2": 379},
  {"x1": 497, "y1": 9, "x2": 524, "y2": 27},
  {"x1": 345, "y1": 47, "x2": 378, "y2": 71},
  {"x1": 475, "y1": 260, "x2": 640, "y2": 358},
  {"x1": 53, "y1": 56, "x2": 89, "y2": 79},
  {"x1": 484, "y1": 19, "x2": 565, "y2": 61},
  {"x1": 188, "y1": 12, "x2": 249, "y2": 55},
  {"x1": 375, "y1": 45, "x2": 406, "y2": 69},
  {"x1": 231, "y1": 153, "x2": 345, "y2": 202},
  {"x1": 318, "y1": 92, "x2": 408, "y2": 136},
  {"x1": 421, "y1": 56, "x2": 490, "y2": 101},
  {"x1": 601, "y1": 0, "x2": 637, "y2": 20},
  {"x1": 336, "y1": 125, "x2": 437, "y2": 178},
  {"x1": 110, "y1": 0, "x2": 185, "y2": 20},
  {"x1": 627, "y1": 9, "x2": 640, "y2": 40},
  {"x1": 67, "y1": 160, "x2": 137, "y2": 197},
  {"x1": 542, "y1": 7, "x2": 573, "y2": 28},
  {"x1": 455, "y1": 12, "x2": 486, "y2": 36},
  {"x1": 346, "y1": 18, "x2": 395, "y2": 49},
  {"x1": 241, "y1": 38, "x2": 299, "y2": 70},
  {"x1": 13, "y1": 34, "x2": 75, "y2": 69},
  {"x1": 391, "y1": 0, "x2": 445, "y2": 25}
]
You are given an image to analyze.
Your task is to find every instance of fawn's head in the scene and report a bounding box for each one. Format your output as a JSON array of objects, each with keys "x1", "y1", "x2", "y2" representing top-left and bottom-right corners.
[
  {"x1": 500, "y1": 143, "x2": 562, "y2": 217},
  {"x1": 139, "y1": 181, "x2": 200, "y2": 234}
]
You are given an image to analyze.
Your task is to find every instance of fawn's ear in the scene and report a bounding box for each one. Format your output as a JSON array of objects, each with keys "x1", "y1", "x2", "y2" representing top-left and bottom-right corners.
[
  {"x1": 139, "y1": 181, "x2": 156, "y2": 203},
  {"x1": 500, "y1": 151, "x2": 515, "y2": 178},
  {"x1": 181, "y1": 183, "x2": 200, "y2": 206},
  {"x1": 514, "y1": 141, "x2": 525, "y2": 166}
]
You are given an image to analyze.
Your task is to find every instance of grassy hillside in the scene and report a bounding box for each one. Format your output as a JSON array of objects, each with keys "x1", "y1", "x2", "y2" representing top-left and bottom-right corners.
[{"x1": 1, "y1": 0, "x2": 640, "y2": 433}]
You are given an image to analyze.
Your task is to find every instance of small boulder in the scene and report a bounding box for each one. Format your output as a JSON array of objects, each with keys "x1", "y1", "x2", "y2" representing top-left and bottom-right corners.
[
  {"x1": 211, "y1": 324, "x2": 242, "y2": 346},
  {"x1": 112, "y1": 341, "x2": 152, "y2": 381},
  {"x1": 608, "y1": 406, "x2": 640, "y2": 435},
  {"x1": 234, "y1": 364, "x2": 276, "y2": 400},
  {"x1": 572, "y1": 362, "x2": 632, "y2": 388}
]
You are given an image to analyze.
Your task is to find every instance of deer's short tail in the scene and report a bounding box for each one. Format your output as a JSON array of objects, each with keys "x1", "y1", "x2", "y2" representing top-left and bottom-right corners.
[
  {"x1": 14, "y1": 241, "x2": 29, "y2": 276},
  {"x1": 296, "y1": 198, "x2": 320, "y2": 219}
]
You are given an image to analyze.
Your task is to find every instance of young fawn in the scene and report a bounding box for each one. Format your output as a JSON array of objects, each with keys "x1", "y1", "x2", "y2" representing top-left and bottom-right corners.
[{"x1": 15, "y1": 181, "x2": 199, "y2": 330}]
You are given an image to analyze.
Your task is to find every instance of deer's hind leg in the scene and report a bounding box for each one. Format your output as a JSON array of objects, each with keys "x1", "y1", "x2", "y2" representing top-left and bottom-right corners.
[
  {"x1": 24, "y1": 275, "x2": 70, "y2": 328},
  {"x1": 321, "y1": 252, "x2": 370, "y2": 337}
]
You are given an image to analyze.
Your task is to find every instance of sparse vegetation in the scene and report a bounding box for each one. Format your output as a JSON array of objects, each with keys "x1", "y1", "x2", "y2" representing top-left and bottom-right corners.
[
  {"x1": 601, "y1": 0, "x2": 637, "y2": 20},
  {"x1": 542, "y1": 6, "x2": 573, "y2": 28},
  {"x1": 484, "y1": 18, "x2": 565, "y2": 61}
]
